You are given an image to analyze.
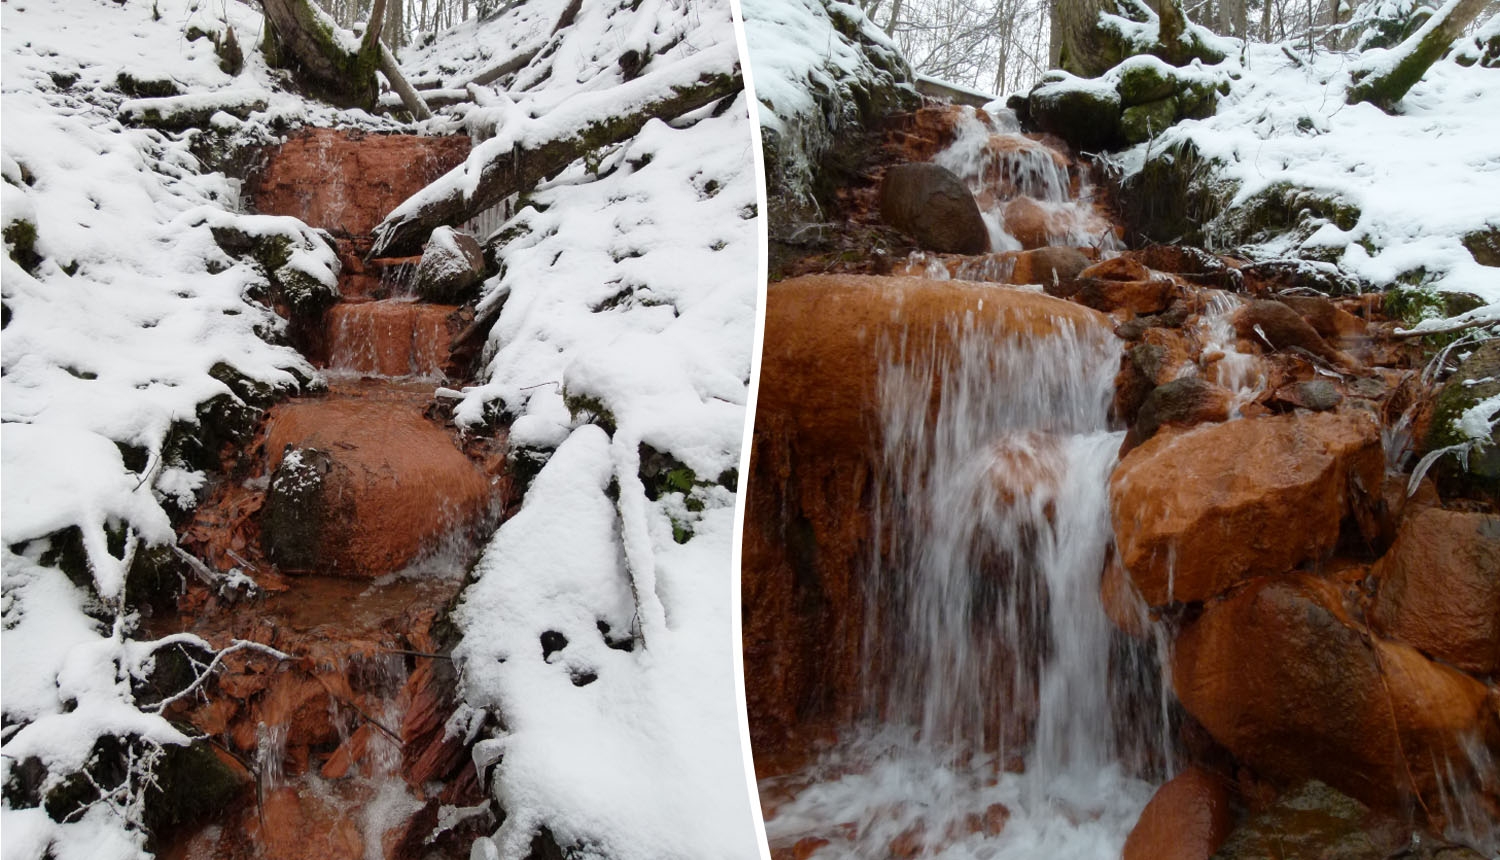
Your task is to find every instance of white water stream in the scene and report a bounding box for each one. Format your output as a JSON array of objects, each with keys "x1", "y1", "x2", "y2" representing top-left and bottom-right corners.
[{"x1": 765, "y1": 312, "x2": 1166, "y2": 858}]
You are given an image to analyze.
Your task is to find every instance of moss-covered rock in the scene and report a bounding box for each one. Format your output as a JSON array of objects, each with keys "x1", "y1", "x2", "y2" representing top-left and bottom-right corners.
[
  {"x1": 1461, "y1": 224, "x2": 1500, "y2": 267},
  {"x1": 1121, "y1": 96, "x2": 1177, "y2": 144},
  {"x1": 1116, "y1": 58, "x2": 1178, "y2": 106},
  {"x1": 1114, "y1": 138, "x2": 1232, "y2": 244},
  {"x1": 3, "y1": 218, "x2": 40, "y2": 271},
  {"x1": 1029, "y1": 76, "x2": 1123, "y2": 152},
  {"x1": 1206, "y1": 181, "x2": 1360, "y2": 248},
  {"x1": 115, "y1": 71, "x2": 182, "y2": 99},
  {"x1": 1214, "y1": 781, "x2": 1381, "y2": 860},
  {"x1": 144, "y1": 739, "x2": 248, "y2": 838},
  {"x1": 1426, "y1": 338, "x2": 1500, "y2": 496},
  {"x1": 563, "y1": 391, "x2": 617, "y2": 436}
]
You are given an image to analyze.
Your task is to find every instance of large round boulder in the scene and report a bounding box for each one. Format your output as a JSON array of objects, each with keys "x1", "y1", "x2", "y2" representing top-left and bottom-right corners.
[
  {"x1": 1122, "y1": 766, "x2": 1234, "y2": 860},
  {"x1": 879, "y1": 163, "x2": 989, "y2": 254}
]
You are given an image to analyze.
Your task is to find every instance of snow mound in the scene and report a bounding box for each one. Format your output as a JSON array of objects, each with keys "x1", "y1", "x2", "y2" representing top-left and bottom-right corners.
[{"x1": 1113, "y1": 39, "x2": 1500, "y2": 308}]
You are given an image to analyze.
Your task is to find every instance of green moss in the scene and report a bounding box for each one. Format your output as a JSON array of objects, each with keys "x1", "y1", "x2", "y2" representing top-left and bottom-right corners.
[
  {"x1": 115, "y1": 71, "x2": 181, "y2": 98},
  {"x1": 143, "y1": 739, "x2": 247, "y2": 837},
  {"x1": 1121, "y1": 97, "x2": 1177, "y2": 144},
  {"x1": 1383, "y1": 285, "x2": 1446, "y2": 326},
  {"x1": 4, "y1": 219, "x2": 40, "y2": 271},
  {"x1": 1461, "y1": 225, "x2": 1500, "y2": 267},
  {"x1": 563, "y1": 391, "x2": 617, "y2": 436},
  {"x1": 1116, "y1": 62, "x2": 1176, "y2": 106}
]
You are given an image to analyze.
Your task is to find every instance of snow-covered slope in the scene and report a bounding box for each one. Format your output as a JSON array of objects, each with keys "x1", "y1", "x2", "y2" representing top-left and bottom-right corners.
[
  {"x1": 1113, "y1": 38, "x2": 1500, "y2": 312},
  {"x1": 0, "y1": 0, "x2": 380, "y2": 854},
  {"x1": 396, "y1": 2, "x2": 762, "y2": 857}
]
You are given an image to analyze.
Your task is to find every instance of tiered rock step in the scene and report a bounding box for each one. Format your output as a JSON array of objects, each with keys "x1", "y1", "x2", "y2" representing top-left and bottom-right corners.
[{"x1": 156, "y1": 129, "x2": 494, "y2": 858}]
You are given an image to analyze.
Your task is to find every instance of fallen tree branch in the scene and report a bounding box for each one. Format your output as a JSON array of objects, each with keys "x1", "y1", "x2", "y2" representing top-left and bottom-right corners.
[
  {"x1": 464, "y1": 0, "x2": 583, "y2": 88},
  {"x1": 370, "y1": 66, "x2": 741, "y2": 256},
  {"x1": 1346, "y1": 0, "x2": 1491, "y2": 111},
  {"x1": 1392, "y1": 315, "x2": 1498, "y2": 339},
  {"x1": 378, "y1": 41, "x2": 433, "y2": 120}
]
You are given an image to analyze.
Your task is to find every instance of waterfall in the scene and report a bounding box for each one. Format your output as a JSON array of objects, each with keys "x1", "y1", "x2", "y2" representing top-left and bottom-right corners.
[{"x1": 765, "y1": 308, "x2": 1163, "y2": 858}]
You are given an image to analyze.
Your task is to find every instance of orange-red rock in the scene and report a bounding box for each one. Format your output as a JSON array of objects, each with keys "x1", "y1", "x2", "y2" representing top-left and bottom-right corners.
[
  {"x1": 1002, "y1": 197, "x2": 1053, "y2": 249},
  {"x1": 1079, "y1": 256, "x2": 1151, "y2": 282},
  {"x1": 248, "y1": 129, "x2": 470, "y2": 235},
  {"x1": 745, "y1": 275, "x2": 1110, "y2": 756},
  {"x1": 1075, "y1": 278, "x2": 1179, "y2": 316},
  {"x1": 1371, "y1": 507, "x2": 1500, "y2": 675},
  {"x1": 1173, "y1": 574, "x2": 1499, "y2": 812},
  {"x1": 1006, "y1": 246, "x2": 1092, "y2": 287},
  {"x1": 1110, "y1": 410, "x2": 1383, "y2": 607},
  {"x1": 326, "y1": 300, "x2": 456, "y2": 378},
  {"x1": 250, "y1": 786, "x2": 365, "y2": 860},
  {"x1": 1101, "y1": 554, "x2": 1151, "y2": 638},
  {"x1": 1122, "y1": 766, "x2": 1234, "y2": 860},
  {"x1": 262, "y1": 389, "x2": 491, "y2": 576}
]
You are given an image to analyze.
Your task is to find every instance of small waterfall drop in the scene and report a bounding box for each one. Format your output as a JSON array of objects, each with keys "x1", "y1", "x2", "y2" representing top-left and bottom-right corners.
[
  {"x1": 931, "y1": 108, "x2": 1121, "y2": 254},
  {"x1": 765, "y1": 308, "x2": 1164, "y2": 858}
]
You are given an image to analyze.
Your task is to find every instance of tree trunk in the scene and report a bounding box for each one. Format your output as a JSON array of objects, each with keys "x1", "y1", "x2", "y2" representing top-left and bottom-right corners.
[
  {"x1": 370, "y1": 71, "x2": 742, "y2": 256},
  {"x1": 1052, "y1": 0, "x2": 1126, "y2": 75},
  {"x1": 885, "y1": 0, "x2": 905, "y2": 36},
  {"x1": 1346, "y1": 0, "x2": 1490, "y2": 111},
  {"x1": 261, "y1": 0, "x2": 382, "y2": 109},
  {"x1": 378, "y1": 42, "x2": 433, "y2": 119}
]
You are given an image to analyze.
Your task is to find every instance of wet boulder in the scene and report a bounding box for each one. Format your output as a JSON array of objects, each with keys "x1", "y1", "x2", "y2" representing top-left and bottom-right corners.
[
  {"x1": 1234, "y1": 299, "x2": 1355, "y2": 368},
  {"x1": 1111, "y1": 410, "x2": 1383, "y2": 606},
  {"x1": 262, "y1": 397, "x2": 491, "y2": 576},
  {"x1": 1009, "y1": 246, "x2": 1092, "y2": 288},
  {"x1": 1122, "y1": 766, "x2": 1234, "y2": 860},
  {"x1": 879, "y1": 163, "x2": 989, "y2": 254},
  {"x1": 1001, "y1": 197, "x2": 1054, "y2": 249},
  {"x1": 1212, "y1": 781, "x2": 1384, "y2": 860},
  {"x1": 1126, "y1": 376, "x2": 1233, "y2": 448},
  {"x1": 1173, "y1": 574, "x2": 1499, "y2": 812},
  {"x1": 1371, "y1": 507, "x2": 1500, "y2": 675},
  {"x1": 413, "y1": 226, "x2": 486, "y2": 303}
]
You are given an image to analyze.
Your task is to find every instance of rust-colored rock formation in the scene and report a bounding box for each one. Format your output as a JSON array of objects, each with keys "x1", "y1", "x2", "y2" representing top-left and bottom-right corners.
[
  {"x1": 1110, "y1": 410, "x2": 1384, "y2": 607},
  {"x1": 326, "y1": 300, "x2": 458, "y2": 378},
  {"x1": 247, "y1": 129, "x2": 470, "y2": 235},
  {"x1": 744, "y1": 274, "x2": 1110, "y2": 759},
  {"x1": 262, "y1": 385, "x2": 491, "y2": 576},
  {"x1": 1122, "y1": 766, "x2": 1235, "y2": 860},
  {"x1": 1173, "y1": 574, "x2": 1500, "y2": 812},
  {"x1": 1372, "y1": 507, "x2": 1500, "y2": 675}
]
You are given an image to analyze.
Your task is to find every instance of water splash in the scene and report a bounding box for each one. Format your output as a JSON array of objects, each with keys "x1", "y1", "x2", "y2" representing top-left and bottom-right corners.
[
  {"x1": 766, "y1": 306, "x2": 1164, "y2": 858},
  {"x1": 932, "y1": 108, "x2": 1121, "y2": 255}
]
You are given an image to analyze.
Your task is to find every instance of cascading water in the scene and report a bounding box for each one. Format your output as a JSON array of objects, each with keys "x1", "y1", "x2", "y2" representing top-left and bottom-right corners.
[
  {"x1": 764, "y1": 307, "x2": 1165, "y2": 858},
  {"x1": 932, "y1": 108, "x2": 1121, "y2": 254}
]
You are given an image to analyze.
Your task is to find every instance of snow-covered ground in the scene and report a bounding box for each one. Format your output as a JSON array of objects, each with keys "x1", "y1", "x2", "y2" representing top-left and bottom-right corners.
[
  {"x1": 0, "y1": 0, "x2": 367, "y2": 854},
  {"x1": 1111, "y1": 36, "x2": 1500, "y2": 311},
  {"x1": 398, "y1": 2, "x2": 763, "y2": 858},
  {"x1": 3, "y1": 0, "x2": 762, "y2": 857}
]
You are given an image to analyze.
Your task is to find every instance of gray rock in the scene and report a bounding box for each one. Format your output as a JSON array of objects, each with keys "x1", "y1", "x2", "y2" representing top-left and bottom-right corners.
[
  {"x1": 878, "y1": 163, "x2": 989, "y2": 254},
  {"x1": 414, "y1": 226, "x2": 486, "y2": 303}
]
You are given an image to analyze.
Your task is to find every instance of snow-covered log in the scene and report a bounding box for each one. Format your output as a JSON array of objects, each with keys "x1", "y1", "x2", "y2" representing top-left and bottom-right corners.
[
  {"x1": 260, "y1": 0, "x2": 383, "y2": 109},
  {"x1": 1347, "y1": 0, "x2": 1492, "y2": 111},
  {"x1": 370, "y1": 67, "x2": 741, "y2": 256}
]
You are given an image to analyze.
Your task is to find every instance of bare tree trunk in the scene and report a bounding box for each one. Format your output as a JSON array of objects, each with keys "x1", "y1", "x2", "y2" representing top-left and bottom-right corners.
[
  {"x1": 378, "y1": 42, "x2": 432, "y2": 118},
  {"x1": 885, "y1": 0, "x2": 905, "y2": 36},
  {"x1": 261, "y1": 0, "x2": 383, "y2": 109},
  {"x1": 1347, "y1": 0, "x2": 1490, "y2": 111},
  {"x1": 1052, "y1": 0, "x2": 1121, "y2": 74}
]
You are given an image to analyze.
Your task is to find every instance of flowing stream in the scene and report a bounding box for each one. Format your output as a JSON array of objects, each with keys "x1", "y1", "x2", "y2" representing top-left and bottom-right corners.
[{"x1": 763, "y1": 109, "x2": 1168, "y2": 860}]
